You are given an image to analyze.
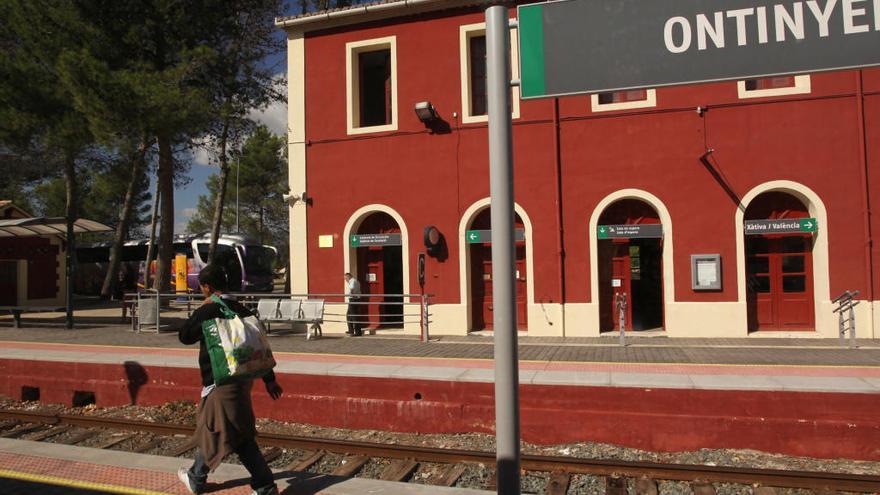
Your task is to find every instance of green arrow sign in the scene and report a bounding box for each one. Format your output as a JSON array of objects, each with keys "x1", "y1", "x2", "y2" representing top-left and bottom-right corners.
[
  {"x1": 350, "y1": 234, "x2": 360, "y2": 247},
  {"x1": 467, "y1": 229, "x2": 526, "y2": 244},
  {"x1": 466, "y1": 230, "x2": 483, "y2": 244},
  {"x1": 799, "y1": 218, "x2": 817, "y2": 233}
]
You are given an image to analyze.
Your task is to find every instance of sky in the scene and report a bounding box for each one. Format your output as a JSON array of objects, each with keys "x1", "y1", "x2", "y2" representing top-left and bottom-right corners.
[{"x1": 171, "y1": 5, "x2": 302, "y2": 235}]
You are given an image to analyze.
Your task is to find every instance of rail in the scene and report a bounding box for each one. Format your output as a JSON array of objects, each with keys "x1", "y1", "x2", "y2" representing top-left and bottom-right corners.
[
  {"x1": 1, "y1": 408, "x2": 879, "y2": 493},
  {"x1": 123, "y1": 291, "x2": 433, "y2": 338}
]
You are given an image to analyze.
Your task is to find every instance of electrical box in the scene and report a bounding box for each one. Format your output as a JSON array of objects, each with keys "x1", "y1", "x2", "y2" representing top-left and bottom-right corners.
[{"x1": 691, "y1": 254, "x2": 721, "y2": 291}]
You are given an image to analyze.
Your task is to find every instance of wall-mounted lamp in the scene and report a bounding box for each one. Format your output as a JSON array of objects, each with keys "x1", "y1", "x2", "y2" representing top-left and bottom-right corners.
[
  {"x1": 414, "y1": 101, "x2": 439, "y2": 124},
  {"x1": 283, "y1": 191, "x2": 312, "y2": 206}
]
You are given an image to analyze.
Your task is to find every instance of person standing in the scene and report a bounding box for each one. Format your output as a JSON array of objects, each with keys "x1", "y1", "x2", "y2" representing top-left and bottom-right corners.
[
  {"x1": 177, "y1": 264, "x2": 282, "y2": 495},
  {"x1": 344, "y1": 272, "x2": 363, "y2": 336}
]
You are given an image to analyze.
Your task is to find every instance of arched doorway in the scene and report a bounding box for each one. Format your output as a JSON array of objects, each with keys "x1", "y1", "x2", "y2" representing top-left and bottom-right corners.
[
  {"x1": 352, "y1": 212, "x2": 403, "y2": 328},
  {"x1": 597, "y1": 199, "x2": 664, "y2": 332},
  {"x1": 468, "y1": 208, "x2": 528, "y2": 331},
  {"x1": 744, "y1": 192, "x2": 815, "y2": 331}
]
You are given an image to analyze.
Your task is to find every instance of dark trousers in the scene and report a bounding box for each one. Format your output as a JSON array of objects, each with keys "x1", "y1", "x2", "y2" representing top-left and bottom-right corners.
[
  {"x1": 187, "y1": 438, "x2": 275, "y2": 494},
  {"x1": 346, "y1": 298, "x2": 362, "y2": 336}
]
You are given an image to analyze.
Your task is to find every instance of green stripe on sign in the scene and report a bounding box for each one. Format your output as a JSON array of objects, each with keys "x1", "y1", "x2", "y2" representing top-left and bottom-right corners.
[{"x1": 518, "y1": 4, "x2": 545, "y2": 98}]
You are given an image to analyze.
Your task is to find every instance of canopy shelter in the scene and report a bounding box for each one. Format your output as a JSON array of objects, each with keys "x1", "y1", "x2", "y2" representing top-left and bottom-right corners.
[
  {"x1": 0, "y1": 217, "x2": 111, "y2": 238},
  {"x1": 0, "y1": 216, "x2": 112, "y2": 328}
]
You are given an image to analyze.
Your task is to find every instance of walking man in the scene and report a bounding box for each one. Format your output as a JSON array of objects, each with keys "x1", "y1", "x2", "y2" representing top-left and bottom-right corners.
[{"x1": 177, "y1": 264, "x2": 283, "y2": 495}]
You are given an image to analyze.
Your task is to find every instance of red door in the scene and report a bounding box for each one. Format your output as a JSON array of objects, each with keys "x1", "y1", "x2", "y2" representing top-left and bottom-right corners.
[
  {"x1": 358, "y1": 247, "x2": 384, "y2": 329},
  {"x1": 610, "y1": 243, "x2": 633, "y2": 331},
  {"x1": 471, "y1": 243, "x2": 527, "y2": 331},
  {"x1": 747, "y1": 236, "x2": 814, "y2": 331},
  {"x1": 0, "y1": 261, "x2": 16, "y2": 305}
]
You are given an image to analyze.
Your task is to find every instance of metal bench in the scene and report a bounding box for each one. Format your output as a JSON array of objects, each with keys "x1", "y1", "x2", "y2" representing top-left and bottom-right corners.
[
  {"x1": 0, "y1": 306, "x2": 66, "y2": 328},
  {"x1": 295, "y1": 299, "x2": 324, "y2": 340},
  {"x1": 255, "y1": 298, "x2": 282, "y2": 333}
]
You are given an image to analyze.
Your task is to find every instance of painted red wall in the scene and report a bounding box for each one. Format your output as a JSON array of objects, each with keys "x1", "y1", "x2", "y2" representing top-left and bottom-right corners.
[{"x1": 301, "y1": 5, "x2": 880, "y2": 308}]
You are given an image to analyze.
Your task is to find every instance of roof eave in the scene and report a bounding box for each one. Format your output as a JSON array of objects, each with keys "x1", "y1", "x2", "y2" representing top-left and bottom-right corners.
[{"x1": 275, "y1": 0, "x2": 494, "y2": 32}]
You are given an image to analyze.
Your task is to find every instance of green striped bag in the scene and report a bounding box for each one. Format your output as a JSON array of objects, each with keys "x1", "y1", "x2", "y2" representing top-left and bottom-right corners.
[{"x1": 201, "y1": 295, "x2": 276, "y2": 385}]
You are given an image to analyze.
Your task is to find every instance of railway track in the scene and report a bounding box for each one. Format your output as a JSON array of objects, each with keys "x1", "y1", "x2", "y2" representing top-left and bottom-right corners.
[{"x1": 1, "y1": 408, "x2": 879, "y2": 494}]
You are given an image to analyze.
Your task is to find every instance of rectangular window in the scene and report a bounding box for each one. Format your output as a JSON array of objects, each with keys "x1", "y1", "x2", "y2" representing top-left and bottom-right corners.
[
  {"x1": 597, "y1": 90, "x2": 648, "y2": 105},
  {"x1": 591, "y1": 89, "x2": 656, "y2": 112},
  {"x1": 358, "y1": 49, "x2": 391, "y2": 127},
  {"x1": 738, "y1": 75, "x2": 810, "y2": 99},
  {"x1": 346, "y1": 37, "x2": 397, "y2": 135},
  {"x1": 460, "y1": 23, "x2": 520, "y2": 124},
  {"x1": 469, "y1": 35, "x2": 487, "y2": 117}
]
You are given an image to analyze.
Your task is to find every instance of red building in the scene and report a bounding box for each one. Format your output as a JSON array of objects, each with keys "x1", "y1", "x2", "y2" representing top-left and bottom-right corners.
[{"x1": 277, "y1": 1, "x2": 879, "y2": 338}]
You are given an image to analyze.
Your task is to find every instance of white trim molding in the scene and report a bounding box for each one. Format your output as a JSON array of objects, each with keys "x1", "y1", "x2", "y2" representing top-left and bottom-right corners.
[
  {"x1": 346, "y1": 36, "x2": 398, "y2": 135},
  {"x1": 459, "y1": 22, "x2": 521, "y2": 124},
  {"x1": 457, "y1": 198, "x2": 535, "y2": 331},
  {"x1": 735, "y1": 181, "x2": 830, "y2": 334},
  {"x1": 590, "y1": 89, "x2": 657, "y2": 113},
  {"x1": 737, "y1": 75, "x2": 811, "y2": 99},
  {"x1": 287, "y1": 31, "x2": 309, "y2": 295},
  {"x1": 343, "y1": 204, "x2": 411, "y2": 299}
]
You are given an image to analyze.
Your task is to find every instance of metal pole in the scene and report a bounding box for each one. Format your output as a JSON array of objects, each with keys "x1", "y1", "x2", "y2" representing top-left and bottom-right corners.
[
  {"x1": 65, "y1": 222, "x2": 74, "y2": 329},
  {"x1": 486, "y1": 5, "x2": 520, "y2": 494},
  {"x1": 235, "y1": 155, "x2": 240, "y2": 233}
]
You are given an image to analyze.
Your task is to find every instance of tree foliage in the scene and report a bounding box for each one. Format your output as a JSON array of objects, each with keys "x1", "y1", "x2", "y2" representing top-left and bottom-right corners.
[{"x1": 188, "y1": 125, "x2": 288, "y2": 266}]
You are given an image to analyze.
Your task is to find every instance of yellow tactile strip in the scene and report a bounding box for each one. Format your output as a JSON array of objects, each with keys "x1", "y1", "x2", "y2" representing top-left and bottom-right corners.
[{"x1": 0, "y1": 451, "x2": 245, "y2": 494}]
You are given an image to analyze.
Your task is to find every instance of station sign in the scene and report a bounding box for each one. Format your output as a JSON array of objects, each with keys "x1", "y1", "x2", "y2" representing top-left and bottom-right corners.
[
  {"x1": 598, "y1": 224, "x2": 663, "y2": 239},
  {"x1": 467, "y1": 229, "x2": 526, "y2": 244},
  {"x1": 350, "y1": 233, "x2": 402, "y2": 247},
  {"x1": 744, "y1": 218, "x2": 817, "y2": 235},
  {"x1": 518, "y1": 0, "x2": 880, "y2": 99}
]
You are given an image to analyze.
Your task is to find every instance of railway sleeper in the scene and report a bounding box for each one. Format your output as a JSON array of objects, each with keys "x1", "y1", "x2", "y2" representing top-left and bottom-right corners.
[
  {"x1": 60, "y1": 429, "x2": 100, "y2": 445},
  {"x1": 634, "y1": 476, "x2": 658, "y2": 495},
  {"x1": 0, "y1": 423, "x2": 43, "y2": 438},
  {"x1": 28, "y1": 425, "x2": 71, "y2": 442},
  {"x1": 380, "y1": 458, "x2": 419, "y2": 482},
  {"x1": 606, "y1": 475, "x2": 627, "y2": 495},
  {"x1": 433, "y1": 463, "x2": 467, "y2": 487},
  {"x1": 289, "y1": 450, "x2": 324, "y2": 472},
  {"x1": 545, "y1": 472, "x2": 571, "y2": 495},
  {"x1": 331, "y1": 455, "x2": 369, "y2": 477},
  {"x1": 95, "y1": 432, "x2": 137, "y2": 450}
]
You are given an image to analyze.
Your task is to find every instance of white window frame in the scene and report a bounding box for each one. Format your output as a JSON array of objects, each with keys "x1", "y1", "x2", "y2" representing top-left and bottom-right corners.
[
  {"x1": 346, "y1": 36, "x2": 398, "y2": 135},
  {"x1": 590, "y1": 89, "x2": 657, "y2": 113},
  {"x1": 459, "y1": 22, "x2": 520, "y2": 124},
  {"x1": 737, "y1": 75, "x2": 811, "y2": 99}
]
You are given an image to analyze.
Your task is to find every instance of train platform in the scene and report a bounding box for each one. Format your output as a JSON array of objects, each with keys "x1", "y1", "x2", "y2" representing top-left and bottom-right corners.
[
  {"x1": 0, "y1": 437, "x2": 490, "y2": 494},
  {"x1": 1, "y1": 317, "x2": 879, "y2": 462}
]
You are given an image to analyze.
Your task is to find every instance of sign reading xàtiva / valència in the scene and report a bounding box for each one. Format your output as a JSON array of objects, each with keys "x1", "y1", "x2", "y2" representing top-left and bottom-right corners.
[{"x1": 744, "y1": 217, "x2": 818, "y2": 234}]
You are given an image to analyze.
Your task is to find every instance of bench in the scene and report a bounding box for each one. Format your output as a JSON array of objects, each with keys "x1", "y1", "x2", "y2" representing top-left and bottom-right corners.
[
  {"x1": 256, "y1": 298, "x2": 324, "y2": 340},
  {"x1": 0, "y1": 306, "x2": 66, "y2": 328}
]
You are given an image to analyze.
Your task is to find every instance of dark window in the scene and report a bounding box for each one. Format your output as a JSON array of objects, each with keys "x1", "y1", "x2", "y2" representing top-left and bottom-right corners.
[
  {"x1": 470, "y1": 35, "x2": 487, "y2": 116},
  {"x1": 782, "y1": 275, "x2": 806, "y2": 293},
  {"x1": 597, "y1": 89, "x2": 648, "y2": 105},
  {"x1": 750, "y1": 275, "x2": 771, "y2": 293},
  {"x1": 781, "y1": 255, "x2": 805, "y2": 273},
  {"x1": 748, "y1": 256, "x2": 770, "y2": 274},
  {"x1": 359, "y1": 49, "x2": 391, "y2": 127},
  {"x1": 745, "y1": 76, "x2": 796, "y2": 91}
]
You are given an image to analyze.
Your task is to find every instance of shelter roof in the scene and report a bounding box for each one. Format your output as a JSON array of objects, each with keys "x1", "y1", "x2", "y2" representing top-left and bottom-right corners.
[{"x1": 0, "y1": 217, "x2": 112, "y2": 238}]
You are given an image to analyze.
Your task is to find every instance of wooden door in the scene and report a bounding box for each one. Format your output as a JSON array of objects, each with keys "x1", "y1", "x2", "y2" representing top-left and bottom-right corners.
[
  {"x1": 471, "y1": 244, "x2": 493, "y2": 330},
  {"x1": 358, "y1": 247, "x2": 384, "y2": 328},
  {"x1": 515, "y1": 245, "x2": 528, "y2": 330},
  {"x1": 610, "y1": 243, "x2": 633, "y2": 331},
  {"x1": 0, "y1": 261, "x2": 16, "y2": 305},
  {"x1": 747, "y1": 236, "x2": 813, "y2": 330}
]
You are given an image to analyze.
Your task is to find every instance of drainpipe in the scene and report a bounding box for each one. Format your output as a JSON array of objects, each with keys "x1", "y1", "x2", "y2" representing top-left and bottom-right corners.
[
  {"x1": 553, "y1": 98, "x2": 566, "y2": 334},
  {"x1": 855, "y1": 70, "x2": 876, "y2": 331}
]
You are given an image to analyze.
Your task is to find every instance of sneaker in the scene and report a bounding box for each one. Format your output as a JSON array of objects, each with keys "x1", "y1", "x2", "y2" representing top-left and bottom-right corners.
[
  {"x1": 177, "y1": 468, "x2": 200, "y2": 494},
  {"x1": 251, "y1": 486, "x2": 279, "y2": 495}
]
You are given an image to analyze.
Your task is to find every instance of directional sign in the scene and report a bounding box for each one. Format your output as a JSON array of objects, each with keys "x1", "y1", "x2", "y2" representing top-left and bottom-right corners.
[
  {"x1": 350, "y1": 233, "x2": 402, "y2": 247},
  {"x1": 744, "y1": 218, "x2": 818, "y2": 235},
  {"x1": 597, "y1": 224, "x2": 663, "y2": 239},
  {"x1": 518, "y1": 0, "x2": 880, "y2": 99},
  {"x1": 466, "y1": 229, "x2": 526, "y2": 244}
]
